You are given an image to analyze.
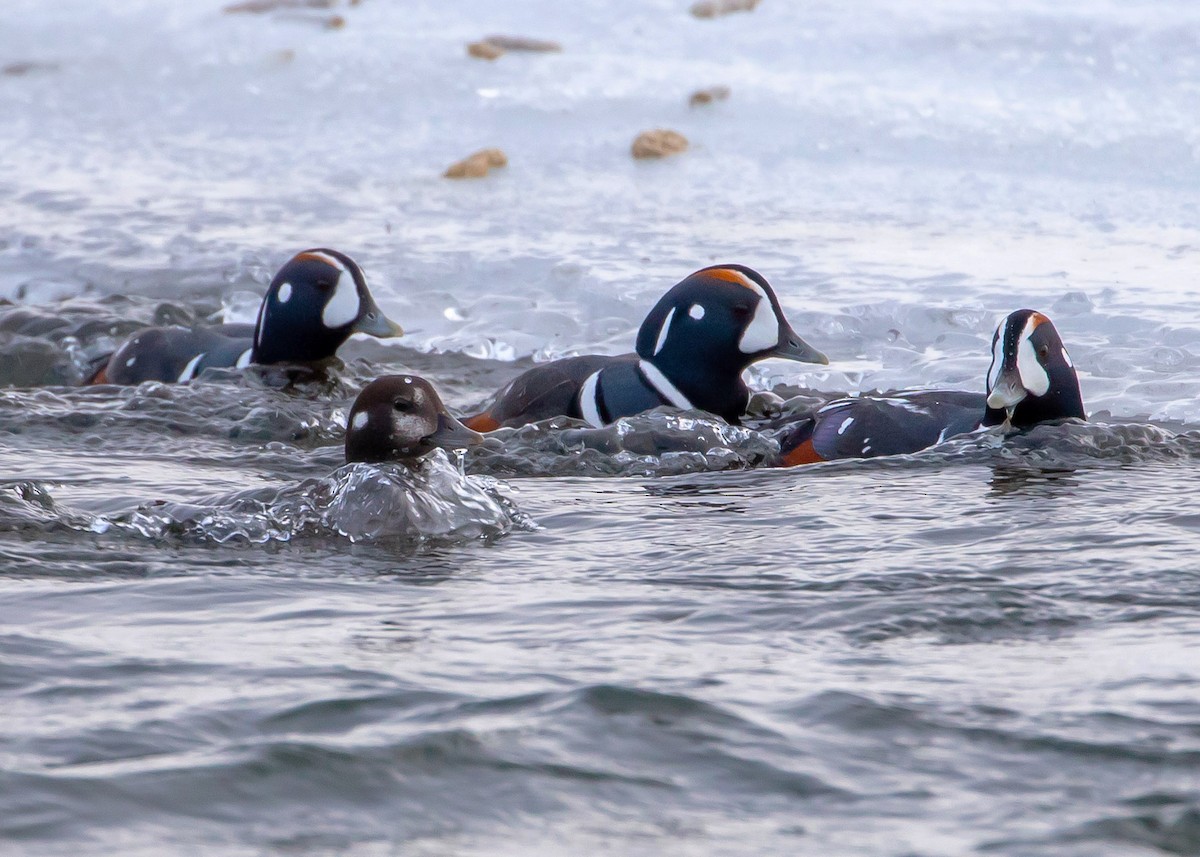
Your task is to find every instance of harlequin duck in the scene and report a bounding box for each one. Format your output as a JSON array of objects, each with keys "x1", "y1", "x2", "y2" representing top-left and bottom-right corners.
[
  {"x1": 91, "y1": 249, "x2": 403, "y2": 385},
  {"x1": 774, "y1": 309, "x2": 1084, "y2": 465},
  {"x1": 462, "y1": 265, "x2": 828, "y2": 430},
  {"x1": 345, "y1": 375, "x2": 484, "y2": 464}
]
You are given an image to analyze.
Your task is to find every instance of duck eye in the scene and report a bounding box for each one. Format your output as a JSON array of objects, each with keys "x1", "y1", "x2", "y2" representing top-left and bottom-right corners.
[
  {"x1": 394, "y1": 399, "x2": 412, "y2": 412},
  {"x1": 1038, "y1": 345, "x2": 1050, "y2": 359},
  {"x1": 731, "y1": 304, "x2": 752, "y2": 319}
]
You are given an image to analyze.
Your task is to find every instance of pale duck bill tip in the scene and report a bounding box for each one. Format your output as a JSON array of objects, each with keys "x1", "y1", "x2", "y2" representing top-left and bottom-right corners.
[
  {"x1": 427, "y1": 412, "x2": 485, "y2": 450},
  {"x1": 772, "y1": 328, "x2": 829, "y2": 365},
  {"x1": 354, "y1": 307, "x2": 405, "y2": 338},
  {"x1": 986, "y1": 373, "x2": 1027, "y2": 410}
]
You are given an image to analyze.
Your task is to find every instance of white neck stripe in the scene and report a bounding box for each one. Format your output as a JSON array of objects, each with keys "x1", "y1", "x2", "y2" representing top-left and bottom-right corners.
[
  {"x1": 177, "y1": 352, "x2": 205, "y2": 383},
  {"x1": 638, "y1": 360, "x2": 694, "y2": 410},
  {"x1": 579, "y1": 370, "x2": 604, "y2": 427}
]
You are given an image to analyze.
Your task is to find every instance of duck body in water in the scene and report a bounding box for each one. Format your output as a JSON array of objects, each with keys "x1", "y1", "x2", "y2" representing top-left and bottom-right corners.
[
  {"x1": 91, "y1": 249, "x2": 403, "y2": 385},
  {"x1": 772, "y1": 309, "x2": 1084, "y2": 465},
  {"x1": 463, "y1": 265, "x2": 828, "y2": 430}
]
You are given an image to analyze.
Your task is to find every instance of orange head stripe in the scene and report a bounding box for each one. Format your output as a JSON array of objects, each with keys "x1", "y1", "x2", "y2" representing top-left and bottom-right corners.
[
  {"x1": 704, "y1": 267, "x2": 758, "y2": 291},
  {"x1": 462, "y1": 412, "x2": 501, "y2": 433},
  {"x1": 295, "y1": 251, "x2": 342, "y2": 269},
  {"x1": 779, "y1": 438, "x2": 824, "y2": 467},
  {"x1": 1029, "y1": 312, "x2": 1050, "y2": 329}
]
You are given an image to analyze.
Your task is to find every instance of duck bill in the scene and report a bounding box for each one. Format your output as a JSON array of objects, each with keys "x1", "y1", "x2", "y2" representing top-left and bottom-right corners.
[
  {"x1": 424, "y1": 412, "x2": 485, "y2": 452},
  {"x1": 770, "y1": 325, "x2": 829, "y2": 365},
  {"x1": 986, "y1": 370, "x2": 1027, "y2": 412},
  {"x1": 353, "y1": 298, "x2": 405, "y2": 339}
]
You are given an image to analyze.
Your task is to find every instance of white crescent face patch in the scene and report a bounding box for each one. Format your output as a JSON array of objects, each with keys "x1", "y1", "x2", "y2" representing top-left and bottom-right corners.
[
  {"x1": 738, "y1": 296, "x2": 779, "y2": 354},
  {"x1": 1015, "y1": 317, "x2": 1050, "y2": 397},
  {"x1": 322, "y1": 266, "x2": 362, "y2": 329}
]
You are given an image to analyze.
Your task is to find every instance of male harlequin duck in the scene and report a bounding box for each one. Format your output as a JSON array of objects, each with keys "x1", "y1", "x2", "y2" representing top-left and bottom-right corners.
[
  {"x1": 345, "y1": 375, "x2": 484, "y2": 464},
  {"x1": 91, "y1": 249, "x2": 403, "y2": 385},
  {"x1": 774, "y1": 308, "x2": 1085, "y2": 465},
  {"x1": 462, "y1": 265, "x2": 828, "y2": 430}
]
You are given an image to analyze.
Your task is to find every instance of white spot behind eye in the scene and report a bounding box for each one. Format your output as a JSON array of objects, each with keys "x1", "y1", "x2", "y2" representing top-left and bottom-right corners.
[
  {"x1": 738, "y1": 298, "x2": 779, "y2": 354},
  {"x1": 404, "y1": 377, "x2": 412, "y2": 384},
  {"x1": 654, "y1": 307, "x2": 676, "y2": 356},
  {"x1": 689, "y1": 304, "x2": 705, "y2": 320},
  {"x1": 277, "y1": 282, "x2": 293, "y2": 304},
  {"x1": 125, "y1": 357, "x2": 136, "y2": 367},
  {"x1": 322, "y1": 268, "x2": 361, "y2": 329},
  {"x1": 1062, "y1": 347, "x2": 1073, "y2": 368},
  {"x1": 351, "y1": 411, "x2": 368, "y2": 430}
]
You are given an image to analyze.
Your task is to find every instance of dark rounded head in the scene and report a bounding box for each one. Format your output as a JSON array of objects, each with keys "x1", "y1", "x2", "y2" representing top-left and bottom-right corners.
[
  {"x1": 635, "y1": 264, "x2": 828, "y2": 371},
  {"x1": 345, "y1": 375, "x2": 484, "y2": 464},
  {"x1": 984, "y1": 309, "x2": 1085, "y2": 427},
  {"x1": 252, "y1": 248, "x2": 404, "y2": 366}
]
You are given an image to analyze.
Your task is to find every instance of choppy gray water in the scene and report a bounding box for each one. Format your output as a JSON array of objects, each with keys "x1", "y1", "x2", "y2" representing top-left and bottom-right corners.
[{"x1": 3, "y1": 1, "x2": 1200, "y2": 855}]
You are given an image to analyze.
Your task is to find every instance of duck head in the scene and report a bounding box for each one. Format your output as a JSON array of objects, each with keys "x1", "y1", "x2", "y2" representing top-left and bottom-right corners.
[
  {"x1": 345, "y1": 375, "x2": 484, "y2": 464},
  {"x1": 252, "y1": 248, "x2": 403, "y2": 366},
  {"x1": 634, "y1": 265, "x2": 827, "y2": 415},
  {"x1": 984, "y1": 309, "x2": 1085, "y2": 428}
]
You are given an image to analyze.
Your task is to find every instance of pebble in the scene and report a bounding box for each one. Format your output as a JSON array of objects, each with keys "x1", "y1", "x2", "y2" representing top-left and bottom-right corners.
[
  {"x1": 690, "y1": 0, "x2": 760, "y2": 19},
  {"x1": 631, "y1": 130, "x2": 689, "y2": 159},
  {"x1": 466, "y1": 35, "x2": 562, "y2": 61},
  {"x1": 444, "y1": 148, "x2": 509, "y2": 179},
  {"x1": 689, "y1": 86, "x2": 731, "y2": 107}
]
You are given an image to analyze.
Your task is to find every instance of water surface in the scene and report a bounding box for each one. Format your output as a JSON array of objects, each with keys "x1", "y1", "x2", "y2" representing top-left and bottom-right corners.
[{"x1": 2, "y1": 1, "x2": 1199, "y2": 854}]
